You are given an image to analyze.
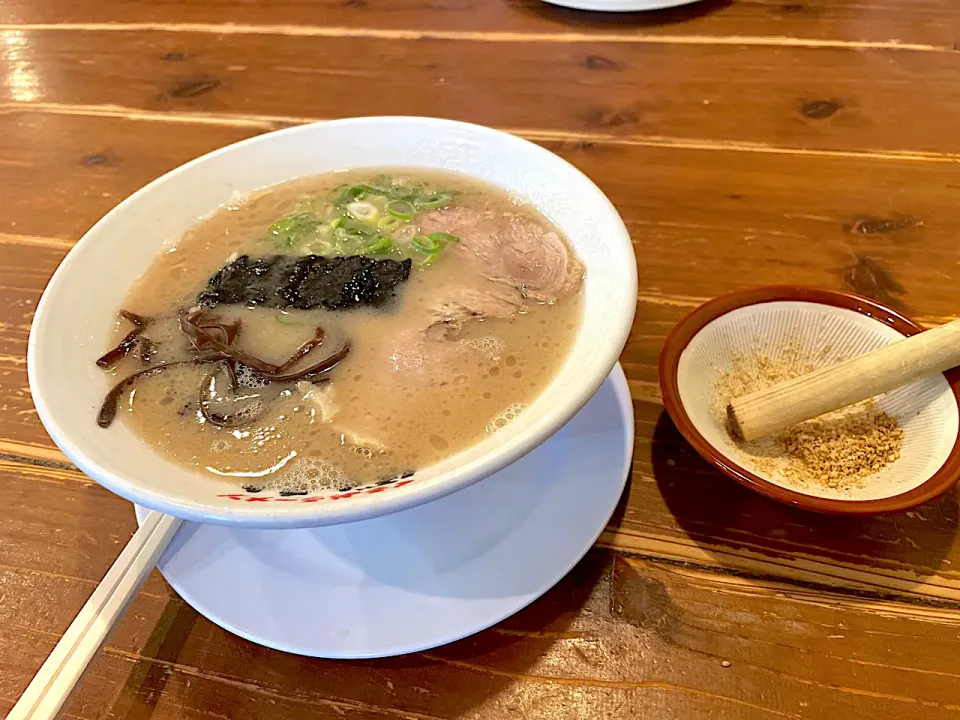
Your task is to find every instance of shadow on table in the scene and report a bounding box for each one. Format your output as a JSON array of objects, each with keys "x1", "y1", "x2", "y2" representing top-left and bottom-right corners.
[
  {"x1": 103, "y1": 547, "x2": 614, "y2": 720},
  {"x1": 103, "y1": 493, "x2": 630, "y2": 720},
  {"x1": 512, "y1": 0, "x2": 734, "y2": 30},
  {"x1": 648, "y1": 410, "x2": 959, "y2": 589}
]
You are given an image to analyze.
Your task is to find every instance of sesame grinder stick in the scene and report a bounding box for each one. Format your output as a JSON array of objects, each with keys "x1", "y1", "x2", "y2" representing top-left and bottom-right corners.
[{"x1": 727, "y1": 318, "x2": 960, "y2": 442}]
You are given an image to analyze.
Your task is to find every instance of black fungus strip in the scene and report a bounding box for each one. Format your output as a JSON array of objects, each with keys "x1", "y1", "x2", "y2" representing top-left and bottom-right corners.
[
  {"x1": 100, "y1": 310, "x2": 348, "y2": 431},
  {"x1": 119, "y1": 310, "x2": 149, "y2": 328},
  {"x1": 98, "y1": 358, "x2": 222, "y2": 428},
  {"x1": 261, "y1": 344, "x2": 349, "y2": 383},
  {"x1": 181, "y1": 309, "x2": 281, "y2": 375},
  {"x1": 198, "y1": 362, "x2": 271, "y2": 429},
  {"x1": 274, "y1": 327, "x2": 325, "y2": 373},
  {"x1": 96, "y1": 328, "x2": 144, "y2": 368},
  {"x1": 97, "y1": 310, "x2": 154, "y2": 368},
  {"x1": 181, "y1": 310, "x2": 349, "y2": 382}
]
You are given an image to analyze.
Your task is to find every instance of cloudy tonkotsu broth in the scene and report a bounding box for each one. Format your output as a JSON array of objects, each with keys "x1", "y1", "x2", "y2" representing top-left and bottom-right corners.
[{"x1": 98, "y1": 169, "x2": 584, "y2": 493}]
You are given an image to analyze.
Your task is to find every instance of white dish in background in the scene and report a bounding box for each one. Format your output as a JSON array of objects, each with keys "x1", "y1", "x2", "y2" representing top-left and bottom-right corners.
[
  {"x1": 136, "y1": 366, "x2": 633, "y2": 658},
  {"x1": 28, "y1": 116, "x2": 637, "y2": 528},
  {"x1": 678, "y1": 301, "x2": 958, "y2": 502},
  {"x1": 543, "y1": 0, "x2": 702, "y2": 11}
]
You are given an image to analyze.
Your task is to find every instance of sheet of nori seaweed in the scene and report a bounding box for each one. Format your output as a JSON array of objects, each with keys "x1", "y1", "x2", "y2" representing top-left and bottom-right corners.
[{"x1": 197, "y1": 255, "x2": 413, "y2": 310}]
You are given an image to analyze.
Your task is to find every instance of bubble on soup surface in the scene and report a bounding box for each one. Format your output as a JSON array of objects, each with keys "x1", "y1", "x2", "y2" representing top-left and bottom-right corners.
[
  {"x1": 234, "y1": 364, "x2": 270, "y2": 388},
  {"x1": 505, "y1": 356, "x2": 517, "y2": 367},
  {"x1": 465, "y1": 336, "x2": 505, "y2": 360},
  {"x1": 276, "y1": 457, "x2": 349, "y2": 492},
  {"x1": 429, "y1": 434, "x2": 450, "y2": 451},
  {"x1": 485, "y1": 404, "x2": 527, "y2": 433}
]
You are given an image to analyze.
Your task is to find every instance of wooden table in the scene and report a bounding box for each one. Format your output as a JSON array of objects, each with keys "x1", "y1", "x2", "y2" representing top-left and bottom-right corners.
[{"x1": 3, "y1": 1, "x2": 960, "y2": 717}]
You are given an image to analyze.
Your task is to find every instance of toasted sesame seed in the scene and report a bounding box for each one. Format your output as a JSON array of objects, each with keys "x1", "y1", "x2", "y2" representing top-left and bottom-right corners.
[{"x1": 716, "y1": 351, "x2": 903, "y2": 493}]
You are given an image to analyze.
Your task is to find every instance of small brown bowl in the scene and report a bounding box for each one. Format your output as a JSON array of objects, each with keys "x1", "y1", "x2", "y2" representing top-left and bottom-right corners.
[{"x1": 658, "y1": 286, "x2": 960, "y2": 514}]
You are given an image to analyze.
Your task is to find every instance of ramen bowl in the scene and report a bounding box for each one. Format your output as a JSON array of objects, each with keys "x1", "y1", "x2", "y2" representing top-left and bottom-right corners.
[
  {"x1": 659, "y1": 286, "x2": 960, "y2": 514},
  {"x1": 28, "y1": 117, "x2": 637, "y2": 528}
]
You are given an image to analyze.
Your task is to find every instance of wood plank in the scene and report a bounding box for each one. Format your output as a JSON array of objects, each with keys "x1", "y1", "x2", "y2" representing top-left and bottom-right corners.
[
  {"x1": 6, "y1": 364, "x2": 960, "y2": 605},
  {"x1": 608, "y1": 398, "x2": 960, "y2": 602},
  {"x1": 1, "y1": 113, "x2": 956, "y2": 317},
  {"x1": 6, "y1": 114, "x2": 960, "y2": 600},
  {"x1": 0, "y1": 0, "x2": 956, "y2": 48},
  {"x1": 5, "y1": 29, "x2": 960, "y2": 155},
  {"x1": 0, "y1": 458, "x2": 168, "y2": 597},
  {"x1": 6, "y1": 499, "x2": 960, "y2": 720},
  {"x1": 5, "y1": 1, "x2": 959, "y2": 716}
]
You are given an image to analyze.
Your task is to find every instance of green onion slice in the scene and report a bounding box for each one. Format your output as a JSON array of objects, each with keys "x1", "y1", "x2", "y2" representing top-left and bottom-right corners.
[
  {"x1": 378, "y1": 216, "x2": 403, "y2": 232},
  {"x1": 345, "y1": 201, "x2": 378, "y2": 222},
  {"x1": 361, "y1": 236, "x2": 394, "y2": 256},
  {"x1": 416, "y1": 193, "x2": 452, "y2": 210},
  {"x1": 386, "y1": 200, "x2": 416, "y2": 220},
  {"x1": 411, "y1": 235, "x2": 441, "y2": 253},
  {"x1": 427, "y1": 232, "x2": 460, "y2": 245},
  {"x1": 334, "y1": 184, "x2": 368, "y2": 206},
  {"x1": 419, "y1": 251, "x2": 440, "y2": 267}
]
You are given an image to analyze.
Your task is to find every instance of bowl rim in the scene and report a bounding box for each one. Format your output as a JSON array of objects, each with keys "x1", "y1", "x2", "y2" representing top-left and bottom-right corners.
[
  {"x1": 658, "y1": 285, "x2": 960, "y2": 515},
  {"x1": 27, "y1": 116, "x2": 637, "y2": 527}
]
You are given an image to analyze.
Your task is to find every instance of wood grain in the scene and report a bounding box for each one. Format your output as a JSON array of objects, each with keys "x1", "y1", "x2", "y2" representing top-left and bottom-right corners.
[
  {"x1": 6, "y1": 2, "x2": 960, "y2": 716},
  {"x1": 4, "y1": 454, "x2": 960, "y2": 720},
  {"x1": 0, "y1": 0, "x2": 957, "y2": 48},
  {"x1": 3, "y1": 29, "x2": 960, "y2": 155},
  {"x1": 4, "y1": 112, "x2": 960, "y2": 605},
  {"x1": 3, "y1": 113, "x2": 960, "y2": 315}
]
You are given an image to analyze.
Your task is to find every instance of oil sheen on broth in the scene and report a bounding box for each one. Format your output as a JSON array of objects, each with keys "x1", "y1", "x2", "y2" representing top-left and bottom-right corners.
[{"x1": 100, "y1": 169, "x2": 584, "y2": 493}]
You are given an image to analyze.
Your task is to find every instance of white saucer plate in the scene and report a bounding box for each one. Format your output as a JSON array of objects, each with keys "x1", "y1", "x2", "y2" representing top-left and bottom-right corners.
[
  {"x1": 136, "y1": 365, "x2": 633, "y2": 658},
  {"x1": 543, "y1": 0, "x2": 703, "y2": 12}
]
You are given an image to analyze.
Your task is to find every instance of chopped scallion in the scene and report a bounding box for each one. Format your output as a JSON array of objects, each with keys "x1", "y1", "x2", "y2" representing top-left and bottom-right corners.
[
  {"x1": 268, "y1": 178, "x2": 457, "y2": 262},
  {"x1": 416, "y1": 193, "x2": 453, "y2": 210},
  {"x1": 419, "y1": 251, "x2": 440, "y2": 267},
  {"x1": 346, "y1": 201, "x2": 379, "y2": 222},
  {"x1": 386, "y1": 200, "x2": 416, "y2": 220},
  {"x1": 378, "y1": 216, "x2": 403, "y2": 232},
  {"x1": 266, "y1": 211, "x2": 321, "y2": 246},
  {"x1": 361, "y1": 236, "x2": 394, "y2": 256},
  {"x1": 427, "y1": 232, "x2": 460, "y2": 245},
  {"x1": 411, "y1": 235, "x2": 442, "y2": 254}
]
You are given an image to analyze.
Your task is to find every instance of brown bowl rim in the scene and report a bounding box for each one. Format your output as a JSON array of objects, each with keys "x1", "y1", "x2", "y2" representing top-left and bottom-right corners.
[{"x1": 658, "y1": 286, "x2": 960, "y2": 515}]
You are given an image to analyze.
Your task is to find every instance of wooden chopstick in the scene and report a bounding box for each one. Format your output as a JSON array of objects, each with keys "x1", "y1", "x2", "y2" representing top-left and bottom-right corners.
[{"x1": 8, "y1": 510, "x2": 182, "y2": 720}]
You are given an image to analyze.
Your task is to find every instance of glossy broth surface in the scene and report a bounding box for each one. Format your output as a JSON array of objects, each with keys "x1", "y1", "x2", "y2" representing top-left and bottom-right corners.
[{"x1": 105, "y1": 169, "x2": 583, "y2": 492}]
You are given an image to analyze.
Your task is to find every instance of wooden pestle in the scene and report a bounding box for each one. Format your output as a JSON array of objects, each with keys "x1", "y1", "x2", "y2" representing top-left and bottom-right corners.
[{"x1": 726, "y1": 318, "x2": 960, "y2": 442}]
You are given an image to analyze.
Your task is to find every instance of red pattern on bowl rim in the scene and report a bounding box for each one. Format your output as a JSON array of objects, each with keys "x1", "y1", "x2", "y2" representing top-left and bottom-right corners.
[
  {"x1": 658, "y1": 286, "x2": 960, "y2": 515},
  {"x1": 216, "y1": 477, "x2": 417, "y2": 503}
]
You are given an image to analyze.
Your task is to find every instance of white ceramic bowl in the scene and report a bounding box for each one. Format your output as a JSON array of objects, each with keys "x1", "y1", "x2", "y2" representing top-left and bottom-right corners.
[{"x1": 28, "y1": 117, "x2": 637, "y2": 528}]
